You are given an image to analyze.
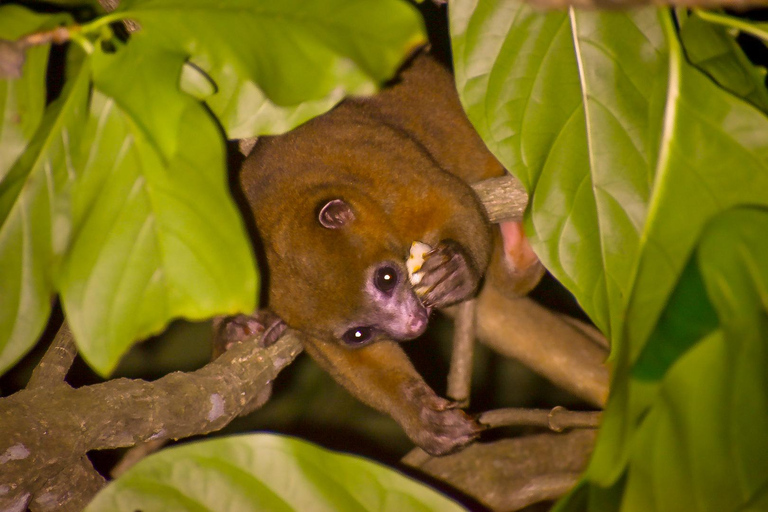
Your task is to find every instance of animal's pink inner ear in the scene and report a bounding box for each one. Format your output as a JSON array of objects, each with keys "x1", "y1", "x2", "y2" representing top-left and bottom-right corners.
[{"x1": 318, "y1": 198, "x2": 355, "y2": 229}]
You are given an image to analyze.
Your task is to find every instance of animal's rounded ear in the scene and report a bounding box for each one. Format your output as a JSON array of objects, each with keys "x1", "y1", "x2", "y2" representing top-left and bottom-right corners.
[{"x1": 318, "y1": 199, "x2": 355, "y2": 229}]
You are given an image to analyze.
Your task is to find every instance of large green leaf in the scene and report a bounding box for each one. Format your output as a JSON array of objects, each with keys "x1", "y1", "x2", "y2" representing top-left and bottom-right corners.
[
  {"x1": 451, "y1": 1, "x2": 768, "y2": 505},
  {"x1": 85, "y1": 433, "x2": 467, "y2": 512},
  {"x1": 59, "y1": 40, "x2": 256, "y2": 376},
  {"x1": 451, "y1": 4, "x2": 669, "y2": 342},
  {"x1": 2, "y1": 0, "x2": 424, "y2": 377},
  {"x1": 621, "y1": 13, "x2": 768, "y2": 362},
  {"x1": 0, "y1": 6, "x2": 81, "y2": 375},
  {"x1": 93, "y1": 0, "x2": 426, "y2": 137},
  {"x1": 586, "y1": 10, "x2": 768, "y2": 489},
  {"x1": 0, "y1": 6, "x2": 50, "y2": 177},
  {"x1": 556, "y1": 223, "x2": 768, "y2": 512},
  {"x1": 677, "y1": 10, "x2": 768, "y2": 114},
  {"x1": 616, "y1": 208, "x2": 768, "y2": 512}
]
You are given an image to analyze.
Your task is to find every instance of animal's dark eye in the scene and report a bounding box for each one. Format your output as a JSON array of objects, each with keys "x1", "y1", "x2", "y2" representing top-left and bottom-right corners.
[
  {"x1": 374, "y1": 266, "x2": 398, "y2": 294},
  {"x1": 342, "y1": 327, "x2": 374, "y2": 346}
]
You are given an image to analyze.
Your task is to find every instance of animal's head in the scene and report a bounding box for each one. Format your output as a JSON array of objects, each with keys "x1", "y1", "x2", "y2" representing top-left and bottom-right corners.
[{"x1": 266, "y1": 189, "x2": 429, "y2": 348}]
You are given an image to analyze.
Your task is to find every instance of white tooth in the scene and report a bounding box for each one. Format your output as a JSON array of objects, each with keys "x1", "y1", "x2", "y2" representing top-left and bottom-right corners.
[{"x1": 407, "y1": 241, "x2": 432, "y2": 288}]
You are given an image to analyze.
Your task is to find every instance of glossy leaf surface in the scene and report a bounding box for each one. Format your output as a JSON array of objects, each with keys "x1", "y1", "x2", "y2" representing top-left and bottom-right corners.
[
  {"x1": 0, "y1": 6, "x2": 79, "y2": 374},
  {"x1": 451, "y1": 2, "x2": 768, "y2": 510},
  {"x1": 108, "y1": 0, "x2": 426, "y2": 137},
  {"x1": 59, "y1": 40, "x2": 256, "y2": 375},
  {"x1": 86, "y1": 434, "x2": 467, "y2": 512}
]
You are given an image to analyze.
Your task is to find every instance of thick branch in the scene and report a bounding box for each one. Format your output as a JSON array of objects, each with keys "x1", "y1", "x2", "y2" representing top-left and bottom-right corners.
[
  {"x1": 31, "y1": 459, "x2": 105, "y2": 512},
  {"x1": 474, "y1": 286, "x2": 610, "y2": 407},
  {"x1": 471, "y1": 175, "x2": 527, "y2": 223},
  {"x1": 404, "y1": 430, "x2": 596, "y2": 511},
  {"x1": 0, "y1": 330, "x2": 303, "y2": 510}
]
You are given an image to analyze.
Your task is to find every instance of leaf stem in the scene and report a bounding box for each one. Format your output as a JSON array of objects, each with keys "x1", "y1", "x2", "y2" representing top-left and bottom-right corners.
[
  {"x1": 78, "y1": 12, "x2": 130, "y2": 35},
  {"x1": 695, "y1": 10, "x2": 768, "y2": 43}
]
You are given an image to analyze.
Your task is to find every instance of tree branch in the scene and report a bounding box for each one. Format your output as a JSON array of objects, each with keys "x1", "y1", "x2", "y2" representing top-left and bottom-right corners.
[
  {"x1": 27, "y1": 323, "x2": 77, "y2": 390},
  {"x1": 403, "y1": 430, "x2": 597, "y2": 511},
  {"x1": 446, "y1": 299, "x2": 475, "y2": 406},
  {"x1": 0, "y1": 174, "x2": 601, "y2": 509},
  {"x1": 472, "y1": 175, "x2": 527, "y2": 223},
  {"x1": 474, "y1": 286, "x2": 610, "y2": 407},
  {"x1": 480, "y1": 406, "x2": 602, "y2": 431},
  {"x1": 0, "y1": 329, "x2": 303, "y2": 510}
]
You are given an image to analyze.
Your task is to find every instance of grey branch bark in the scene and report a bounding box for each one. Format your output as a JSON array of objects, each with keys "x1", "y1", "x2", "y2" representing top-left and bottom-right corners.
[
  {"x1": 0, "y1": 330, "x2": 303, "y2": 511},
  {"x1": 472, "y1": 175, "x2": 527, "y2": 223},
  {"x1": 23, "y1": 322, "x2": 106, "y2": 512}
]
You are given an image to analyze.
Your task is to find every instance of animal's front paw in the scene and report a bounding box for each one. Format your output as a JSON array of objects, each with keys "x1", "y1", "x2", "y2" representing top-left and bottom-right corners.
[
  {"x1": 403, "y1": 381, "x2": 483, "y2": 456},
  {"x1": 413, "y1": 240, "x2": 480, "y2": 308},
  {"x1": 212, "y1": 309, "x2": 287, "y2": 358}
]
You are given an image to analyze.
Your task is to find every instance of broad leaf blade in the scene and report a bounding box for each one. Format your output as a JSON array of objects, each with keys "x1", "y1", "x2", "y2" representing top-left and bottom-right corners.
[
  {"x1": 86, "y1": 433, "x2": 467, "y2": 512},
  {"x1": 678, "y1": 11, "x2": 768, "y2": 114},
  {"x1": 200, "y1": 61, "x2": 350, "y2": 140},
  {"x1": 451, "y1": 4, "x2": 668, "y2": 342},
  {"x1": 590, "y1": 9, "x2": 768, "y2": 489},
  {"x1": 0, "y1": 6, "x2": 50, "y2": 176},
  {"x1": 0, "y1": 6, "x2": 82, "y2": 375},
  {"x1": 624, "y1": 12, "x2": 768, "y2": 364},
  {"x1": 451, "y1": 2, "x2": 768, "y2": 500},
  {"x1": 621, "y1": 208, "x2": 768, "y2": 512},
  {"x1": 60, "y1": 42, "x2": 256, "y2": 376},
  {"x1": 111, "y1": 0, "x2": 426, "y2": 137}
]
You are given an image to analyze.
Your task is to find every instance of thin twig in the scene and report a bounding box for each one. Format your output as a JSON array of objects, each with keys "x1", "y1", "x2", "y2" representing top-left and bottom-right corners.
[
  {"x1": 480, "y1": 406, "x2": 602, "y2": 432},
  {"x1": 446, "y1": 299, "x2": 475, "y2": 406},
  {"x1": 110, "y1": 439, "x2": 167, "y2": 478}
]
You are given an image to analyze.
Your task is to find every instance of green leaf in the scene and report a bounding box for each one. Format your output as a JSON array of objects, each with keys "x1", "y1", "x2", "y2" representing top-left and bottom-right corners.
[
  {"x1": 59, "y1": 41, "x2": 256, "y2": 376},
  {"x1": 199, "y1": 59, "x2": 352, "y2": 140},
  {"x1": 451, "y1": 2, "x2": 768, "y2": 501},
  {"x1": 678, "y1": 11, "x2": 768, "y2": 113},
  {"x1": 451, "y1": 4, "x2": 669, "y2": 342},
  {"x1": 558, "y1": 209, "x2": 768, "y2": 512},
  {"x1": 0, "y1": 6, "x2": 81, "y2": 375},
  {"x1": 0, "y1": 7, "x2": 50, "y2": 172},
  {"x1": 620, "y1": 208, "x2": 768, "y2": 512},
  {"x1": 90, "y1": 35, "x2": 189, "y2": 160},
  {"x1": 85, "y1": 433, "x2": 467, "y2": 512},
  {"x1": 623, "y1": 11, "x2": 768, "y2": 363},
  {"x1": 695, "y1": 10, "x2": 768, "y2": 48},
  {"x1": 631, "y1": 258, "x2": 718, "y2": 381},
  {"x1": 103, "y1": 0, "x2": 426, "y2": 137},
  {"x1": 179, "y1": 62, "x2": 216, "y2": 100},
  {"x1": 590, "y1": 10, "x2": 768, "y2": 489}
]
